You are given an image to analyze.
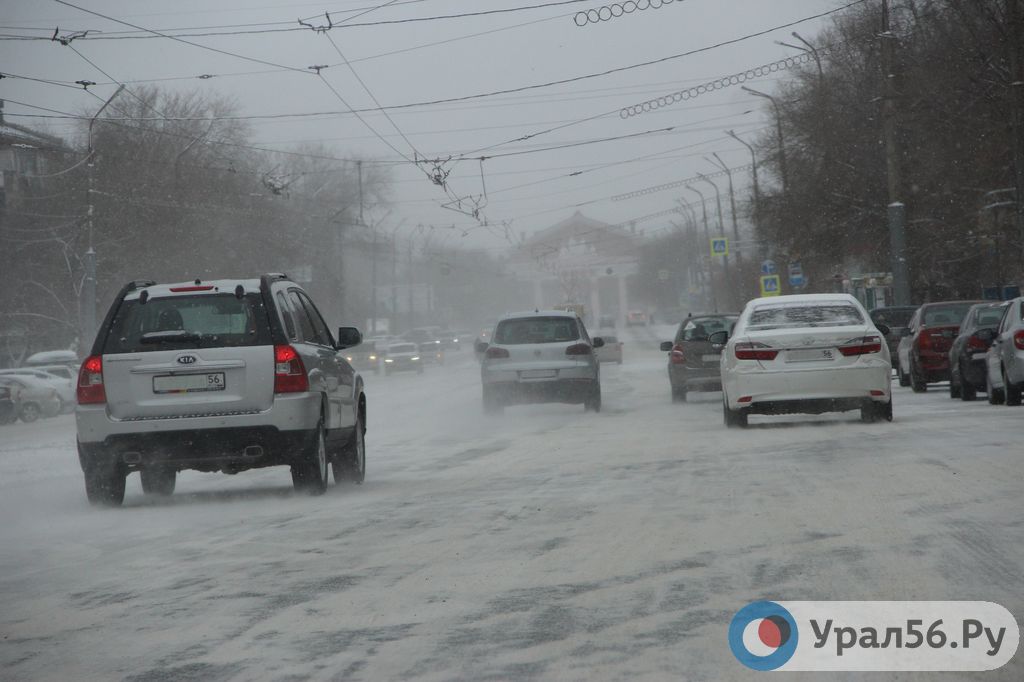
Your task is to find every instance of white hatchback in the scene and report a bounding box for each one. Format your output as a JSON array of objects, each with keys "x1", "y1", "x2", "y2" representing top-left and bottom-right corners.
[{"x1": 715, "y1": 294, "x2": 893, "y2": 427}]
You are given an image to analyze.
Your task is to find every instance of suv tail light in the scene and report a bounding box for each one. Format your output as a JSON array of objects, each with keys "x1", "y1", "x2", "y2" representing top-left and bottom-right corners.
[
  {"x1": 485, "y1": 346, "x2": 510, "y2": 359},
  {"x1": 1015, "y1": 331, "x2": 1024, "y2": 351},
  {"x1": 838, "y1": 335, "x2": 883, "y2": 356},
  {"x1": 565, "y1": 343, "x2": 592, "y2": 356},
  {"x1": 77, "y1": 355, "x2": 106, "y2": 404},
  {"x1": 274, "y1": 345, "x2": 309, "y2": 393},
  {"x1": 734, "y1": 342, "x2": 779, "y2": 361},
  {"x1": 669, "y1": 344, "x2": 686, "y2": 365}
]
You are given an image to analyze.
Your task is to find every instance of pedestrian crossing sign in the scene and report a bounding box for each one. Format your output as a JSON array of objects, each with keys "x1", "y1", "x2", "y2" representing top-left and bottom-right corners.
[
  {"x1": 710, "y1": 237, "x2": 729, "y2": 256},
  {"x1": 760, "y1": 274, "x2": 781, "y2": 297}
]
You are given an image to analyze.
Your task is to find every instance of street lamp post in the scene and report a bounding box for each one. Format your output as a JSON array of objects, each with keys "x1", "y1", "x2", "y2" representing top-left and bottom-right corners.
[
  {"x1": 698, "y1": 174, "x2": 732, "y2": 308},
  {"x1": 709, "y1": 152, "x2": 744, "y2": 299},
  {"x1": 686, "y1": 185, "x2": 717, "y2": 312},
  {"x1": 742, "y1": 86, "x2": 789, "y2": 195}
]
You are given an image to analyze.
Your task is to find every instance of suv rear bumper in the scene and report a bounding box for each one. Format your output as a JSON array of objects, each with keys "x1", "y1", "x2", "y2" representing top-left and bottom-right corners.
[{"x1": 485, "y1": 378, "x2": 596, "y2": 405}]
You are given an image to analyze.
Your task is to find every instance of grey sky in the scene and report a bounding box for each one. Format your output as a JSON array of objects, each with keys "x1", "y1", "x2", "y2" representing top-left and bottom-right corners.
[{"x1": 1, "y1": 0, "x2": 850, "y2": 249}]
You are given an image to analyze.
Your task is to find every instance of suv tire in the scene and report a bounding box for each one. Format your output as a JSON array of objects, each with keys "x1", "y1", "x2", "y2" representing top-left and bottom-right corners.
[
  {"x1": 84, "y1": 460, "x2": 127, "y2": 507},
  {"x1": 140, "y1": 466, "x2": 176, "y2": 496},
  {"x1": 292, "y1": 420, "x2": 328, "y2": 495},
  {"x1": 333, "y1": 409, "x2": 366, "y2": 484}
]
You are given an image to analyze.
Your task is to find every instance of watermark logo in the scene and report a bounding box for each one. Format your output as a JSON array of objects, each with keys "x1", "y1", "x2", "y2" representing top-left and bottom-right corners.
[
  {"x1": 729, "y1": 601, "x2": 1018, "y2": 672},
  {"x1": 728, "y1": 601, "x2": 799, "y2": 671}
]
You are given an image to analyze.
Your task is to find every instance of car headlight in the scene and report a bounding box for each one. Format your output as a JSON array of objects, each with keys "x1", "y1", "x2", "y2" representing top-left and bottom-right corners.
[
  {"x1": 412, "y1": 356, "x2": 420, "y2": 361},
  {"x1": 369, "y1": 355, "x2": 377, "y2": 360},
  {"x1": 346, "y1": 356, "x2": 353, "y2": 362},
  {"x1": 385, "y1": 359, "x2": 394, "y2": 363}
]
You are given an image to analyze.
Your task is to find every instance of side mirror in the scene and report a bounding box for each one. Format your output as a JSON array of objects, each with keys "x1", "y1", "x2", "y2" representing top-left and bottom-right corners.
[
  {"x1": 875, "y1": 323, "x2": 891, "y2": 337},
  {"x1": 336, "y1": 326, "x2": 362, "y2": 350},
  {"x1": 899, "y1": 327, "x2": 912, "y2": 338},
  {"x1": 660, "y1": 341, "x2": 673, "y2": 352},
  {"x1": 592, "y1": 337, "x2": 605, "y2": 348},
  {"x1": 708, "y1": 331, "x2": 729, "y2": 349},
  {"x1": 474, "y1": 339, "x2": 489, "y2": 354}
]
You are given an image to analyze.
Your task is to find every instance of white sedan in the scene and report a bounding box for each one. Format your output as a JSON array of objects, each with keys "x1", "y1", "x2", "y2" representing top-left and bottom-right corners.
[{"x1": 714, "y1": 294, "x2": 893, "y2": 427}]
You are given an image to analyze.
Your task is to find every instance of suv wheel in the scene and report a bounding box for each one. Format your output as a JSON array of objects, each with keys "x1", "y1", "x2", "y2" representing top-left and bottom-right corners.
[
  {"x1": 333, "y1": 409, "x2": 366, "y2": 484},
  {"x1": 84, "y1": 460, "x2": 127, "y2": 507},
  {"x1": 292, "y1": 420, "x2": 327, "y2": 495},
  {"x1": 140, "y1": 466, "x2": 176, "y2": 496}
]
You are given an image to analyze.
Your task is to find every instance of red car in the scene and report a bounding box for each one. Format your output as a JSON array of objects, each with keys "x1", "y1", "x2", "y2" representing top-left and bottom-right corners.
[{"x1": 896, "y1": 300, "x2": 983, "y2": 392}]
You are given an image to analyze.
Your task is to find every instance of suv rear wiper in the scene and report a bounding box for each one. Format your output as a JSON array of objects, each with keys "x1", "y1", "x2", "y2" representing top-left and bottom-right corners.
[{"x1": 140, "y1": 330, "x2": 203, "y2": 347}]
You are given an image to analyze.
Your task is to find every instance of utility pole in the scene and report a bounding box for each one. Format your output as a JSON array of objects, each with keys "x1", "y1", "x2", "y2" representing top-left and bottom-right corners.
[
  {"x1": 727, "y1": 129, "x2": 763, "y2": 260},
  {"x1": 686, "y1": 185, "x2": 718, "y2": 312},
  {"x1": 881, "y1": 0, "x2": 911, "y2": 305},
  {"x1": 1009, "y1": 0, "x2": 1024, "y2": 274},
  {"x1": 710, "y1": 153, "x2": 743, "y2": 299},
  {"x1": 699, "y1": 174, "x2": 732, "y2": 309}
]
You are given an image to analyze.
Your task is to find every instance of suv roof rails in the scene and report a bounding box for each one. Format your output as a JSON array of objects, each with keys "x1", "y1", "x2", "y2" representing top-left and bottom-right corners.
[{"x1": 126, "y1": 280, "x2": 157, "y2": 291}]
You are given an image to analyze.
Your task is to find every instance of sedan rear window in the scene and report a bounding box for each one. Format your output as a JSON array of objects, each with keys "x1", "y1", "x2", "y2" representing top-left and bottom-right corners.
[
  {"x1": 494, "y1": 317, "x2": 580, "y2": 344},
  {"x1": 748, "y1": 303, "x2": 864, "y2": 330},
  {"x1": 922, "y1": 304, "x2": 975, "y2": 326},
  {"x1": 679, "y1": 316, "x2": 736, "y2": 342},
  {"x1": 103, "y1": 293, "x2": 272, "y2": 353}
]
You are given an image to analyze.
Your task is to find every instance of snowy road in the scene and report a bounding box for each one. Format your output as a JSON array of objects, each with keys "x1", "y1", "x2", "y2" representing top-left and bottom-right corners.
[{"x1": 1, "y1": 325, "x2": 1021, "y2": 681}]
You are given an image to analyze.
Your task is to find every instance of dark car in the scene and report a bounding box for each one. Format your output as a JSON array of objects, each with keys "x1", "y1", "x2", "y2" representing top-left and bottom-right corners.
[
  {"x1": 948, "y1": 301, "x2": 1009, "y2": 401},
  {"x1": 659, "y1": 313, "x2": 739, "y2": 402},
  {"x1": 869, "y1": 305, "x2": 918, "y2": 375},
  {"x1": 896, "y1": 300, "x2": 984, "y2": 392}
]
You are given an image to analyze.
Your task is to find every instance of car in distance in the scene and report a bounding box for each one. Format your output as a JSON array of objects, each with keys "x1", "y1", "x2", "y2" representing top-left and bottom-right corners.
[
  {"x1": 896, "y1": 300, "x2": 983, "y2": 391},
  {"x1": 594, "y1": 334, "x2": 623, "y2": 364},
  {"x1": 0, "y1": 367, "x2": 76, "y2": 413},
  {"x1": 344, "y1": 339, "x2": 380, "y2": 375},
  {"x1": 402, "y1": 328, "x2": 445, "y2": 364},
  {"x1": 660, "y1": 313, "x2": 739, "y2": 402},
  {"x1": 382, "y1": 342, "x2": 423, "y2": 375},
  {"x1": 984, "y1": 297, "x2": 1024, "y2": 405},
  {"x1": 869, "y1": 305, "x2": 918, "y2": 375},
  {"x1": 75, "y1": 275, "x2": 367, "y2": 507},
  {"x1": 948, "y1": 301, "x2": 1008, "y2": 401},
  {"x1": 716, "y1": 294, "x2": 892, "y2": 427},
  {"x1": 626, "y1": 310, "x2": 648, "y2": 327},
  {"x1": 478, "y1": 311, "x2": 603, "y2": 413},
  {"x1": 0, "y1": 375, "x2": 62, "y2": 422}
]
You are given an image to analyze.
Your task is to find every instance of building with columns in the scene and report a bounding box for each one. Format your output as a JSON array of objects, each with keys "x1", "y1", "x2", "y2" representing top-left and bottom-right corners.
[{"x1": 510, "y1": 211, "x2": 641, "y2": 326}]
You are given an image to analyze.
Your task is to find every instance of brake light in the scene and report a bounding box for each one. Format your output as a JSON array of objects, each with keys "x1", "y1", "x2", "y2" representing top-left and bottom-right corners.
[
  {"x1": 565, "y1": 343, "x2": 592, "y2": 356},
  {"x1": 734, "y1": 342, "x2": 779, "y2": 361},
  {"x1": 916, "y1": 333, "x2": 930, "y2": 351},
  {"x1": 274, "y1": 345, "x2": 308, "y2": 393},
  {"x1": 1015, "y1": 331, "x2": 1024, "y2": 351},
  {"x1": 669, "y1": 344, "x2": 686, "y2": 365},
  {"x1": 169, "y1": 285, "x2": 215, "y2": 292},
  {"x1": 967, "y1": 335, "x2": 988, "y2": 351},
  {"x1": 485, "y1": 346, "x2": 510, "y2": 359},
  {"x1": 838, "y1": 335, "x2": 883, "y2": 356},
  {"x1": 77, "y1": 355, "x2": 106, "y2": 404}
]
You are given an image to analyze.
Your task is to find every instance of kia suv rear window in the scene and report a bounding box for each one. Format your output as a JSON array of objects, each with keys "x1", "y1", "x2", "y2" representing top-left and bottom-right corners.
[
  {"x1": 748, "y1": 304, "x2": 864, "y2": 330},
  {"x1": 102, "y1": 293, "x2": 272, "y2": 353},
  {"x1": 493, "y1": 317, "x2": 580, "y2": 344}
]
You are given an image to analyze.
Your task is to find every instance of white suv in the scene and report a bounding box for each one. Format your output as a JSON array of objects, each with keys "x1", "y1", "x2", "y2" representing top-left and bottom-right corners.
[
  {"x1": 75, "y1": 275, "x2": 367, "y2": 506},
  {"x1": 477, "y1": 311, "x2": 604, "y2": 413}
]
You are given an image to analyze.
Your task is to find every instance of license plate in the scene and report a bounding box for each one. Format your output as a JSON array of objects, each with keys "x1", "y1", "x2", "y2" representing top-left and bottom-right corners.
[
  {"x1": 702, "y1": 354, "x2": 720, "y2": 362},
  {"x1": 785, "y1": 348, "x2": 835, "y2": 363},
  {"x1": 520, "y1": 369, "x2": 557, "y2": 379},
  {"x1": 153, "y1": 372, "x2": 225, "y2": 394}
]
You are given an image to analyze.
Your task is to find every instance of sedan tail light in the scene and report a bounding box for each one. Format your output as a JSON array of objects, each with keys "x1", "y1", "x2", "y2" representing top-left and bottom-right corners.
[
  {"x1": 1015, "y1": 331, "x2": 1024, "y2": 351},
  {"x1": 274, "y1": 345, "x2": 309, "y2": 393},
  {"x1": 669, "y1": 344, "x2": 686, "y2": 365},
  {"x1": 77, "y1": 355, "x2": 106, "y2": 404},
  {"x1": 967, "y1": 335, "x2": 989, "y2": 351},
  {"x1": 565, "y1": 343, "x2": 592, "y2": 356},
  {"x1": 485, "y1": 346, "x2": 510, "y2": 359},
  {"x1": 838, "y1": 335, "x2": 883, "y2": 356},
  {"x1": 734, "y1": 342, "x2": 779, "y2": 361}
]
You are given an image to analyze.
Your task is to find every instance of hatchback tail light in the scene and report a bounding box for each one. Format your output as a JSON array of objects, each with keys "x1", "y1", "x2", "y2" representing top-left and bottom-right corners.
[
  {"x1": 485, "y1": 346, "x2": 510, "y2": 359},
  {"x1": 565, "y1": 343, "x2": 592, "y2": 356},
  {"x1": 77, "y1": 355, "x2": 106, "y2": 404},
  {"x1": 838, "y1": 335, "x2": 883, "y2": 356},
  {"x1": 1015, "y1": 331, "x2": 1024, "y2": 351},
  {"x1": 274, "y1": 345, "x2": 309, "y2": 393},
  {"x1": 669, "y1": 344, "x2": 686, "y2": 365},
  {"x1": 734, "y1": 342, "x2": 779, "y2": 361}
]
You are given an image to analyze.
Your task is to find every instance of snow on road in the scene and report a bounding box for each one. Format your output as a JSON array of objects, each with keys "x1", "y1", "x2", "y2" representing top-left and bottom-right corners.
[{"x1": 1, "y1": 326, "x2": 1021, "y2": 681}]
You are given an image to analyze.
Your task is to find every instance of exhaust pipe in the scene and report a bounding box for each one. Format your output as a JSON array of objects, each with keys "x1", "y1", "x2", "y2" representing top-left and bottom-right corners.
[
  {"x1": 122, "y1": 451, "x2": 142, "y2": 465},
  {"x1": 242, "y1": 445, "x2": 264, "y2": 459}
]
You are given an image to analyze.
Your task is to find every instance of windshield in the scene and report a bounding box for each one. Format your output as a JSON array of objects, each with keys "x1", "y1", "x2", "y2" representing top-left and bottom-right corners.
[
  {"x1": 493, "y1": 317, "x2": 580, "y2": 344},
  {"x1": 747, "y1": 304, "x2": 864, "y2": 330}
]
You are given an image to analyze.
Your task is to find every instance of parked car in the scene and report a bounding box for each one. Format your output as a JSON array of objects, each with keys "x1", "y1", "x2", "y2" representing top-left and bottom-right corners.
[
  {"x1": 344, "y1": 340, "x2": 380, "y2": 375},
  {"x1": 716, "y1": 294, "x2": 892, "y2": 427},
  {"x1": 382, "y1": 342, "x2": 423, "y2": 375},
  {"x1": 626, "y1": 310, "x2": 648, "y2": 327},
  {"x1": 0, "y1": 384, "x2": 19, "y2": 425},
  {"x1": 26, "y1": 363, "x2": 77, "y2": 382},
  {"x1": 75, "y1": 275, "x2": 367, "y2": 507},
  {"x1": 24, "y1": 349, "x2": 79, "y2": 367},
  {"x1": 594, "y1": 334, "x2": 623, "y2": 364},
  {"x1": 984, "y1": 296, "x2": 1024, "y2": 405},
  {"x1": 896, "y1": 300, "x2": 983, "y2": 391},
  {"x1": 868, "y1": 305, "x2": 918, "y2": 375},
  {"x1": 477, "y1": 311, "x2": 604, "y2": 413},
  {"x1": 0, "y1": 375, "x2": 62, "y2": 422},
  {"x1": 660, "y1": 313, "x2": 739, "y2": 402},
  {"x1": 401, "y1": 328, "x2": 445, "y2": 364},
  {"x1": 0, "y1": 368, "x2": 76, "y2": 413},
  {"x1": 948, "y1": 301, "x2": 1009, "y2": 401}
]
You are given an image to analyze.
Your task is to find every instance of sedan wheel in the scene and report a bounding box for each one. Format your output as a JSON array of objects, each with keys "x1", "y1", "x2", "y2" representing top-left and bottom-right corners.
[
  {"x1": 987, "y1": 372, "x2": 1005, "y2": 405},
  {"x1": 910, "y1": 363, "x2": 927, "y2": 393},
  {"x1": 19, "y1": 402, "x2": 41, "y2": 423},
  {"x1": 1003, "y1": 368, "x2": 1022, "y2": 406}
]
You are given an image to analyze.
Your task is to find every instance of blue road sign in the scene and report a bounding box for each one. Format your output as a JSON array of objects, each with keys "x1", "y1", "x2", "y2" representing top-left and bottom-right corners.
[
  {"x1": 710, "y1": 238, "x2": 729, "y2": 256},
  {"x1": 761, "y1": 260, "x2": 777, "y2": 275}
]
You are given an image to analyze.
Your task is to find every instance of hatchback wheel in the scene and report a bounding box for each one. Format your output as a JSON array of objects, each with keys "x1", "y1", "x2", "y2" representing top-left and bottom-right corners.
[
  {"x1": 140, "y1": 466, "x2": 176, "y2": 496},
  {"x1": 1003, "y1": 368, "x2": 1022, "y2": 406},
  {"x1": 584, "y1": 384, "x2": 602, "y2": 413},
  {"x1": 292, "y1": 421, "x2": 327, "y2": 495},
  {"x1": 482, "y1": 387, "x2": 504, "y2": 415}
]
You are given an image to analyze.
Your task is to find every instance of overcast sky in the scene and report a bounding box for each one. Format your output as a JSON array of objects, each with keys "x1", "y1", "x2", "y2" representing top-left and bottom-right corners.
[{"x1": 1, "y1": 0, "x2": 853, "y2": 251}]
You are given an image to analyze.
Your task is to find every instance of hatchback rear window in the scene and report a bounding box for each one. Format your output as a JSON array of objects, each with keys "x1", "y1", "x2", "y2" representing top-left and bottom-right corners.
[
  {"x1": 679, "y1": 316, "x2": 736, "y2": 341},
  {"x1": 494, "y1": 317, "x2": 580, "y2": 344},
  {"x1": 103, "y1": 293, "x2": 272, "y2": 353},
  {"x1": 748, "y1": 304, "x2": 864, "y2": 329}
]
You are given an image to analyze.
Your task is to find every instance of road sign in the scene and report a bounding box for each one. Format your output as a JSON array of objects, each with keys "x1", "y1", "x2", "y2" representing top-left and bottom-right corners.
[
  {"x1": 710, "y1": 237, "x2": 729, "y2": 257},
  {"x1": 788, "y1": 261, "x2": 805, "y2": 288},
  {"x1": 760, "y1": 274, "x2": 781, "y2": 297},
  {"x1": 760, "y1": 259, "x2": 777, "y2": 275}
]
